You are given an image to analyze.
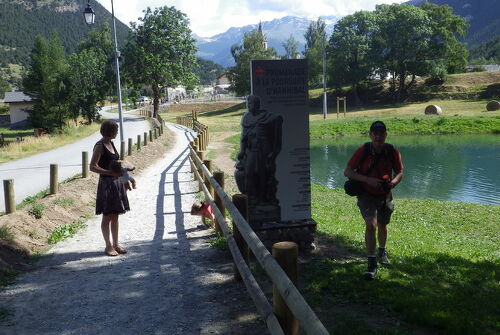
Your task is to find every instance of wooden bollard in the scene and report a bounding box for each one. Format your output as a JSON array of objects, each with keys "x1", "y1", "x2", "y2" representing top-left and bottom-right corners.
[
  {"x1": 128, "y1": 138, "x2": 132, "y2": 156},
  {"x1": 82, "y1": 151, "x2": 88, "y2": 178},
  {"x1": 203, "y1": 159, "x2": 213, "y2": 199},
  {"x1": 137, "y1": 134, "x2": 141, "y2": 150},
  {"x1": 273, "y1": 241, "x2": 299, "y2": 335},
  {"x1": 196, "y1": 151, "x2": 204, "y2": 192},
  {"x1": 194, "y1": 137, "x2": 199, "y2": 150},
  {"x1": 144, "y1": 132, "x2": 148, "y2": 146},
  {"x1": 190, "y1": 143, "x2": 196, "y2": 173},
  {"x1": 213, "y1": 171, "x2": 224, "y2": 235},
  {"x1": 120, "y1": 141, "x2": 125, "y2": 160},
  {"x1": 154, "y1": 128, "x2": 157, "y2": 139},
  {"x1": 232, "y1": 194, "x2": 250, "y2": 281},
  {"x1": 3, "y1": 179, "x2": 15, "y2": 214},
  {"x1": 50, "y1": 164, "x2": 58, "y2": 195},
  {"x1": 149, "y1": 130, "x2": 153, "y2": 142}
]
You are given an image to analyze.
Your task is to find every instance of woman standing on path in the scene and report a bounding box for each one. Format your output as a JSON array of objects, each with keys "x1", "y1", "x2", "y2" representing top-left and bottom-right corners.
[{"x1": 90, "y1": 120, "x2": 130, "y2": 256}]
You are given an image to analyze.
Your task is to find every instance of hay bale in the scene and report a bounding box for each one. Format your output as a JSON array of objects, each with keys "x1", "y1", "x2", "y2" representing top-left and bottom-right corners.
[
  {"x1": 486, "y1": 100, "x2": 500, "y2": 111},
  {"x1": 425, "y1": 105, "x2": 442, "y2": 115}
]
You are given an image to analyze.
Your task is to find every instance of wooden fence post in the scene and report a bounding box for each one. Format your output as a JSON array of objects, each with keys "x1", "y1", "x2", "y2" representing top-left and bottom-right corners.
[
  {"x1": 128, "y1": 138, "x2": 132, "y2": 156},
  {"x1": 213, "y1": 171, "x2": 224, "y2": 235},
  {"x1": 196, "y1": 151, "x2": 205, "y2": 192},
  {"x1": 191, "y1": 144, "x2": 197, "y2": 174},
  {"x1": 144, "y1": 132, "x2": 148, "y2": 146},
  {"x1": 137, "y1": 134, "x2": 141, "y2": 150},
  {"x1": 154, "y1": 128, "x2": 157, "y2": 139},
  {"x1": 232, "y1": 194, "x2": 250, "y2": 281},
  {"x1": 82, "y1": 151, "x2": 88, "y2": 178},
  {"x1": 120, "y1": 141, "x2": 125, "y2": 160},
  {"x1": 273, "y1": 242, "x2": 299, "y2": 335},
  {"x1": 149, "y1": 130, "x2": 153, "y2": 142},
  {"x1": 50, "y1": 164, "x2": 58, "y2": 195},
  {"x1": 203, "y1": 160, "x2": 214, "y2": 199},
  {"x1": 3, "y1": 179, "x2": 15, "y2": 214}
]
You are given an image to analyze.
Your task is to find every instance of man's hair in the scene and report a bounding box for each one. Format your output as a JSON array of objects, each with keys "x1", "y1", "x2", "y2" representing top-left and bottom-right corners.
[
  {"x1": 370, "y1": 120, "x2": 387, "y2": 133},
  {"x1": 100, "y1": 120, "x2": 118, "y2": 137},
  {"x1": 109, "y1": 160, "x2": 122, "y2": 173}
]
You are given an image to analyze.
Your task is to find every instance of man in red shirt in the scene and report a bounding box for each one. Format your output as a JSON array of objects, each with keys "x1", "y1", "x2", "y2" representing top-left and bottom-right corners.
[{"x1": 344, "y1": 121, "x2": 404, "y2": 279}]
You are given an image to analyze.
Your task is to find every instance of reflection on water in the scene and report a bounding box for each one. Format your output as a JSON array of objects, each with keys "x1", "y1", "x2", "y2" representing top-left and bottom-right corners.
[{"x1": 310, "y1": 134, "x2": 500, "y2": 205}]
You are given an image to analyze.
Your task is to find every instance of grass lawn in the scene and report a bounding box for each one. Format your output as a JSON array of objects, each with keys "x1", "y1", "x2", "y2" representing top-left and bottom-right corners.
[
  {"x1": 0, "y1": 122, "x2": 101, "y2": 164},
  {"x1": 306, "y1": 185, "x2": 499, "y2": 334}
]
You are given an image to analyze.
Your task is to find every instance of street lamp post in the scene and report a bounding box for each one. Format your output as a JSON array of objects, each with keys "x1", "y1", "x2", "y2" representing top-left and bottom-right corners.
[
  {"x1": 322, "y1": 36, "x2": 327, "y2": 120},
  {"x1": 84, "y1": 0, "x2": 125, "y2": 144}
]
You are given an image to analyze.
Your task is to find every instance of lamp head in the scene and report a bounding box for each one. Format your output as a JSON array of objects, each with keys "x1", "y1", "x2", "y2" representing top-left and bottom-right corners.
[{"x1": 84, "y1": 2, "x2": 95, "y2": 25}]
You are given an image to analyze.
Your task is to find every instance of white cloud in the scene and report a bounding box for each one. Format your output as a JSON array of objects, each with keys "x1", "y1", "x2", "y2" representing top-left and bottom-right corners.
[{"x1": 96, "y1": 0, "x2": 406, "y2": 37}]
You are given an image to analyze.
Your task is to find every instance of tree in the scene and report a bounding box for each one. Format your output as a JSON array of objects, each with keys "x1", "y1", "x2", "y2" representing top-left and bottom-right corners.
[
  {"x1": 68, "y1": 49, "x2": 107, "y2": 124},
  {"x1": 282, "y1": 35, "x2": 300, "y2": 59},
  {"x1": 421, "y1": 2, "x2": 469, "y2": 75},
  {"x1": 303, "y1": 19, "x2": 327, "y2": 87},
  {"x1": 22, "y1": 33, "x2": 71, "y2": 131},
  {"x1": 123, "y1": 6, "x2": 198, "y2": 118},
  {"x1": 328, "y1": 11, "x2": 377, "y2": 105},
  {"x1": 372, "y1": 3, "x2": 468, "y2": 102},
  {"x1": 0, "y1": 73, "x2": 11, "y2": 99},
  {"x1": 228, "y1": 29, "x2": 278, "y2": 96}
]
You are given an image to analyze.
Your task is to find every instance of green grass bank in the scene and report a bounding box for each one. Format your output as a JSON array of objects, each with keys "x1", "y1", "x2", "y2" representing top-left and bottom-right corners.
[{"x1": 306, "y1": 184, "x2": 499, "y2": 334}]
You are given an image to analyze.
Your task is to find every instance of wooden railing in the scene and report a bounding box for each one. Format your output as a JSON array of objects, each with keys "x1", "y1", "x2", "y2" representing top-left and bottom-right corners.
[{"x1": 178, "y1": 116, "x2": 329, "y2": 335}]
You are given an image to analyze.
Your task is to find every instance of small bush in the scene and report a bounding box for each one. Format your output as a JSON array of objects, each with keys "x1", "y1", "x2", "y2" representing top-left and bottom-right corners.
[
  {"x1": 0, "y1": 225, "x2": 14, "y2": 240},
  {"x1": 207, "y1": 236, "x2": 227, "y2": 250},
  {"x1": 29, "y1": 203, "x2": 45, "y2": 219},
  {"x1": 48, "y1": 223, "x2": 86, "y2": 244}
]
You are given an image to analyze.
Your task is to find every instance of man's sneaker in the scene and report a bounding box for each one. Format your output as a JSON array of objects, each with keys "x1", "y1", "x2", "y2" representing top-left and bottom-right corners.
[
  {"x1": 377, "y1": 248, "x2": 391, "y2": 265},
  {"x1": 364, "y1": 257, "x2": 377, "y2": 280}
]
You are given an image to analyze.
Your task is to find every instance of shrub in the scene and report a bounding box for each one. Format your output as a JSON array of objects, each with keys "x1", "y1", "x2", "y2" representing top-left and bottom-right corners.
[
  {"x1": 0, "y1": 225, "x2": 14, "y2": 240},
  {"x1": 29, "y1": 203, "x2": 45, "y2": 219}
]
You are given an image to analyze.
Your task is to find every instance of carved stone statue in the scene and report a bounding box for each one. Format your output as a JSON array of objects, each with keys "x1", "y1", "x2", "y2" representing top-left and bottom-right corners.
[{"x1": 235, "y1": 95, "x2": 283, "y2": 209}]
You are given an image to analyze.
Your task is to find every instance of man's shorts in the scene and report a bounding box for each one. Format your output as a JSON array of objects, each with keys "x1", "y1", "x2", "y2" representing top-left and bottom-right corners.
[{"x1": 357, "y1": 193, "x2": 394, "y2": 225}]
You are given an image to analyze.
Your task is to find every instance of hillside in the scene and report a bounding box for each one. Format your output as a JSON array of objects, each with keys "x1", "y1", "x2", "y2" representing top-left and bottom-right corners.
[
  {"x1": 407, "y1": 0, "x2": 500, "y2": 46},
  {"x1": 0, "y1": 0, "x2": 129, "y2": 67}
]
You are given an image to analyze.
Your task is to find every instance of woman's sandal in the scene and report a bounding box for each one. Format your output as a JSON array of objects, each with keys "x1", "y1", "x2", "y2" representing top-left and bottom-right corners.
[
  {"x1": 105, "y1": 247, "x2": 118, "y2": 257},
  {"x1": 113, "y1": 245, "x2": 128, "y2": 254}
]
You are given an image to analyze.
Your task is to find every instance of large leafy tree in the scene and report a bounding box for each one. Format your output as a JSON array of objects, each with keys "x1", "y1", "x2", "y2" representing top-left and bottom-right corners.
[
  {"x1": 228, "y1": 29, "x2": 278, "y2": 96},
  {"x1": 123, "y1": 6, "x2": 198, "y2": 118},
  {"x1": 304, "y1": 19, "x2": 327, "y2": 87},
  {"x1": 372, "y1": 3, "x2": 468, "y2": 102},
  {"x1": 421, "y1": 2, "x2": 469, "y2": 75},
  {"x1": 67, "y1": 23, "x2": 114, "y2": 124},
  {"x1": 23, "y1": 33, "x2": 71, "y2": 131},
  {"x1": 328, "y1": 11, "x2": 377, "y2": 105}
]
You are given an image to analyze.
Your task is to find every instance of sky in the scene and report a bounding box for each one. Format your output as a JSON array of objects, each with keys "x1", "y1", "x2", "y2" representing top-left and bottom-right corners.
[{"x1": 96, "y1": 0, "x2": 407, "y2": 37}]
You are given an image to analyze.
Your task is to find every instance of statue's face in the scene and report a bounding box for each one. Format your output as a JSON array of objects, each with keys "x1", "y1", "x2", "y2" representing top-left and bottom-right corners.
[
  {"x1": 246, "y1": 97, "x2": 255, "y2": 110},
  {"x1": 246, "y1": 95, "x2": 260, "y2": 111}
]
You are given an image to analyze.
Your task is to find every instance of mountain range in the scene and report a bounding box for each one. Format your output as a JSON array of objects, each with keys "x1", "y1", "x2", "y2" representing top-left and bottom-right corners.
[
  {"x1": 195, "y1": 15, "x2": 339, "y2": 67},
  {"x1": 196, "y1": 0, "x2": 500, "y2": 67}
]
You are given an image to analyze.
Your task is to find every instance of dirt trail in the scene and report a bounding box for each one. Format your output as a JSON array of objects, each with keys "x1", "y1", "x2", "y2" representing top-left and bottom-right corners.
[{"x1": 0, "y1": 124, "x2": 266, "y2": 335}]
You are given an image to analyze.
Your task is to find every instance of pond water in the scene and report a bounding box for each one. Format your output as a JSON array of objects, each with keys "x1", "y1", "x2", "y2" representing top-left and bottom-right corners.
[{"x1": 310, "y1": 134, "x2": 500, "y2": 205}]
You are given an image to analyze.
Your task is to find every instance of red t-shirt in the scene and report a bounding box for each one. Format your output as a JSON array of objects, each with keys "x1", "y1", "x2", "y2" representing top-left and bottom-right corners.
[
  {"x1": 347, "y1": 143, "x2": 403, "y2": 195},
  {"x1": 201, "y1": 203, "x2": 214, "y2": 219}
]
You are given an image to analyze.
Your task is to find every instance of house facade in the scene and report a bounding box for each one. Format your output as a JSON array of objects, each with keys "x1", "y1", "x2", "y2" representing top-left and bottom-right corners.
[{"x1": 4, "y1": 92, "x2": 33, "y2": 127}]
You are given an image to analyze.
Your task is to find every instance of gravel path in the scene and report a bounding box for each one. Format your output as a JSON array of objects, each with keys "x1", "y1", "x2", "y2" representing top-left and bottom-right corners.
[{"x1": 0, "y1": 124, "x2": 266, "y2": 335}]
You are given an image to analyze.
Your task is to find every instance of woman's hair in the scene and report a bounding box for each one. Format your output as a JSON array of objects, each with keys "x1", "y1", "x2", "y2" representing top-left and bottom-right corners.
[
  {"x1": 109, "y1": 160, "x2": 122, "y2": 173},
  {"x1": 100, "y1": 120, "x2": 118, "y2": 137},
  {"x1": 190, "y1": 201, "x2": 203, "y2": 215}
]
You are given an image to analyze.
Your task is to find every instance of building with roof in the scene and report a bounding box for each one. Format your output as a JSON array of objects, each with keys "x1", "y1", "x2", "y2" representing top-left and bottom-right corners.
[{"x1": 3, "y1": 91, "x2": 33, "y2": 127}]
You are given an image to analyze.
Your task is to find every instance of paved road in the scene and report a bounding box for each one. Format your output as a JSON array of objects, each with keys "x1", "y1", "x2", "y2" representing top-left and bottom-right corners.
[{"x1": 0, "y1": 107, "x2": 152, "y2": 212}]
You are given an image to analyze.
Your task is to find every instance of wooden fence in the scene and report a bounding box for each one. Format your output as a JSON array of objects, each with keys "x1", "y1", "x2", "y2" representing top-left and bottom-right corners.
[{"x1": 178, "y1": 115, "x2": 329, "y2": 335}]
